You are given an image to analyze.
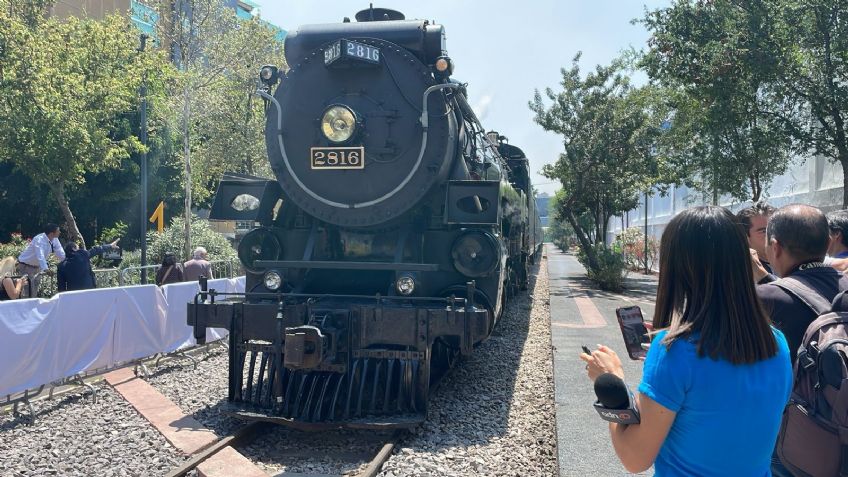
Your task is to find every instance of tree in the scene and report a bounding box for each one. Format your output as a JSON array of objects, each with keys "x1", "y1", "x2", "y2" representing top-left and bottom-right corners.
[
  {"x1": 641, "y1": 0, "x2": 795, "y2": 203},
  {"x1": 190, "y1": 16, "x2": 285, "y2": 208},
  {"x1": 530, "y1": 55, "x2": 672, "y2": 273},
  {"x1": 766, "y1": 0, "x2": 848, "y2": 207},
  {"x1": 160, "y1": 0, "x2": 285, "y2": 258},
  {"x1": 0, "y1": 11, "x2": 161, "y2": 247}
]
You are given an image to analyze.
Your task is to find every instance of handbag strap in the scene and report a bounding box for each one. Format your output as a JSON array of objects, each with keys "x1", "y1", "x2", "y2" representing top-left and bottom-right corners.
[{"x1": 161, "y1": 265, "x2": 175, "y2": 284}]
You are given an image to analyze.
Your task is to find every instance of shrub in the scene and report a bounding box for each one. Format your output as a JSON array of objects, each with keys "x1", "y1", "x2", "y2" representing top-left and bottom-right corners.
[
  {"x1": 0, "y1": 232, "x2": 28, "y2": 260},
  {"x1": 614, "y1": 226, "x2": 659, "y2": 272},
  {"x1": 577, "y1": 244, "x2": 628, "y2": 292},
  {"x1": 102, "y1": 215, "x2": 239, "y2": 286}
]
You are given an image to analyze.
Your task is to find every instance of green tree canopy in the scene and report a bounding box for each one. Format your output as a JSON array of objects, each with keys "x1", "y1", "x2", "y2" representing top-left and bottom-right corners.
[
  {"x1": 0, "y1": 10, "x2": 165, "y2": 246},
  {"x1": 530, "y1": 54, "x2": 675, "y2": 271},
  {"x1": 640, "y1": 0, "x2": 795, "y2": 203}
]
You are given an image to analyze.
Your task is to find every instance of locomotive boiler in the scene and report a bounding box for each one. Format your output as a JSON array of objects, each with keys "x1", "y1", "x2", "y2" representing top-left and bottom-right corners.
[{"x1": 188, "y1": 7, "x2": 543, "y2": 429}]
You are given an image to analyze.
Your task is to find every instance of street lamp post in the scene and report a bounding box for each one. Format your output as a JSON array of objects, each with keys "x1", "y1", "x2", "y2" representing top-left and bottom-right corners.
[{"x1": 139, "y1": 34, "x2": 149, "y2": 284}]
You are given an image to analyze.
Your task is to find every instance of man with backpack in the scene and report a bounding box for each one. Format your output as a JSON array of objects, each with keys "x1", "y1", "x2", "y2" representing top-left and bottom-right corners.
[{"x1": 758, "y1": 204, "x2": 848, "y2": 476}]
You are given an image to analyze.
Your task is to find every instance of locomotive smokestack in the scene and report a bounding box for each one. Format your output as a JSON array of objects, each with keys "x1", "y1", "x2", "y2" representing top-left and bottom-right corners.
[{"x1": 355, "y1": 5, "x2": 405, "y2": 22}]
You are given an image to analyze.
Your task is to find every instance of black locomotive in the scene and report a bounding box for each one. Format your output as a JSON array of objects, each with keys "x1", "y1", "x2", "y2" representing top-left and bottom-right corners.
[{"x1": 188, "y1": 7, "x2": 543, "y2": 430}]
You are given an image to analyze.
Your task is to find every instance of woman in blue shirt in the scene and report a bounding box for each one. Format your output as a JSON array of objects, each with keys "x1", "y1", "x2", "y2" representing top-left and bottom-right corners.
[{"x1": 581, "y1": 206, "x2": 792, "y2": 476}]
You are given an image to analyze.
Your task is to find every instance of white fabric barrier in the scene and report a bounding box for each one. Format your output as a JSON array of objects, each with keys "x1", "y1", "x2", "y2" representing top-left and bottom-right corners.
[{"x1": 0, "y1": 277, "x2": 244, "y2": 397}]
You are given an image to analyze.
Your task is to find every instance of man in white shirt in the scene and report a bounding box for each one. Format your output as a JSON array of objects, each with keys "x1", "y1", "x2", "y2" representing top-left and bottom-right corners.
[{"x1": 16, "y1": 223, "x2": 66, "y2": 298}]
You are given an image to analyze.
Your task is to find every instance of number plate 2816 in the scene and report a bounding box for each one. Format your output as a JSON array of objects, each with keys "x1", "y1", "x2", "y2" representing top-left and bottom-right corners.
[{"x1": 310, "y1": 146, "x2": 365, "y2": 170}]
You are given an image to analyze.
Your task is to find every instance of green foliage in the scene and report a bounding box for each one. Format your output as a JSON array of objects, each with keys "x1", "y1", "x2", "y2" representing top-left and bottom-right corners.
[
  {"x1": 530, "y1": 57, "x2": 676, "y2": 273},
  {"x1": 0, "y1": 10, "x2": 169, "y2": 245},
  {"x1": 97, "y1": 221, "x2": 129, "y2": 245},
  {"x1": 145, "y1": 215, "x2": 237, "y2": 265},
  {"x1": 0, "y1": 232, "x2": 27, "y2": 260},
  {"x1": 160, "y1": 0, "x2": 287, "y2": 258},
  {"x1": 577, "y1": 244, "x2": 628, "y2": 292},
  {"x1": 640, "y1": 1, "x2": 795, "y2": 203}
]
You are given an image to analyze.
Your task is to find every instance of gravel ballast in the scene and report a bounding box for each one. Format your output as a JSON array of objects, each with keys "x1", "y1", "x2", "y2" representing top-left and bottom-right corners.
[
  {"x1": 379, "y1": 258, "x2": 557, "y2": 476},
  {"x1": 0, "y1": 383, "x2": 185, "y2": 477},
  {"x1": 146, "y1": 257, "x2": 556, "y2": 476}
]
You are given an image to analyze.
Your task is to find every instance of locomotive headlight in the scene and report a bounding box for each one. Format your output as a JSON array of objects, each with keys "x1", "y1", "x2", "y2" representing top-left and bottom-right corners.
[
  {"x1": 263, "y1": 270, "x2": 282, "y2": 291},
  {"x1": 396, "y1": 275, "x2": 415, "y2": 296},
  {"x1": 451, "y1": 231, "x2": 500, "y2": 278},
  {"x1": 434, "y1": 56, "x2": 453, "y2": 76},
  {"x1": 321, "y1": 105, "x2": 357, "y2": 143}
]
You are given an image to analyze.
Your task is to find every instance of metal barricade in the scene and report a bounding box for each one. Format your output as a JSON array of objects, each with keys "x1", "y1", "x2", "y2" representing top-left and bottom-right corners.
[
  {"x1": 119, "y1": 264, "x2": 161, "y2": 286},
  {"x1": 1, "y1": 339, "x2": 229, "y2": 426},
  {"x1": 93, "y1": 268, "x2": 121, "y2": 289}
]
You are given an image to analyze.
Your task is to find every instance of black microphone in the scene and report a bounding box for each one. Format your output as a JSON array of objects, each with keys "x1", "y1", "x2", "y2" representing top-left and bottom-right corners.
[{"x1": 593, "y1": 373, "x2": 640, "y2": 424}]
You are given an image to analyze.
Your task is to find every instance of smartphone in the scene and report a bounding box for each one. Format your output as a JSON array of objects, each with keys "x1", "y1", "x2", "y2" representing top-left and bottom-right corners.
[{"x1": 615, "y1": 306, "x2": 651, "y2": 360}]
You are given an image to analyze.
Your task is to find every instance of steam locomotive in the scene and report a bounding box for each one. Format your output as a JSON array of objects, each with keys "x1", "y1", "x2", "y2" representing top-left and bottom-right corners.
[{"x1": 188, "y1": 7, "x2": 543, "y2": 430}]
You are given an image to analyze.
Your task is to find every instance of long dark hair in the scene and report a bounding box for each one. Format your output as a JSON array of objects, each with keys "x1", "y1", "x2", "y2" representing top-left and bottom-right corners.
[{"x1": 653, "y1": 206, "x2": 777, "y2": 364}]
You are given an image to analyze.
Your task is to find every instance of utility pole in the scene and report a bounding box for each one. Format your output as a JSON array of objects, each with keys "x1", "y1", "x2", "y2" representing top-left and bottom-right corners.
[
  {"x1": 139, "y1": 34, "x2": 149, "y2": 284},
  {"x1": 644, "y1": 190, "x2": 649, "y2": 275}
]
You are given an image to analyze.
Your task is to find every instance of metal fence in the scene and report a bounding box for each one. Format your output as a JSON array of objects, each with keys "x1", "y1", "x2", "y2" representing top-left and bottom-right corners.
[{"x1": 32, "y1": 259, "x2": 241, "y2": 298}]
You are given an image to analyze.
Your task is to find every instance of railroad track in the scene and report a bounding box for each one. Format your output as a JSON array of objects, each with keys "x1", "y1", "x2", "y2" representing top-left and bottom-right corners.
[{"x1": 165, "y1": 422, "x2": 403, "y2": 477}]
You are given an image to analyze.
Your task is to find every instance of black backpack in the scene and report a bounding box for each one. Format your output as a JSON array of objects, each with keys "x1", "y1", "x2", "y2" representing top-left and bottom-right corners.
[{"x1": 772, "y1": 277, "x2": 848, "y2": 477}]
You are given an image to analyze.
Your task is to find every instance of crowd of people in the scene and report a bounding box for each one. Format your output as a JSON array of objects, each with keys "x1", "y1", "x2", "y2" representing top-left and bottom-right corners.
[
  {"x1": 0, "y1": 223, "x2": 215, "y2": 301},
  {"x1": 581, "y1": 201, "x2": 848, "y2": 476}
]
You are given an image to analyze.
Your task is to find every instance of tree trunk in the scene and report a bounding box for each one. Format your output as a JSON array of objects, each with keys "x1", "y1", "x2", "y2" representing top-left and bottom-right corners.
[
  {"x1": 183, "y1": 85, "x2": 192, "y2": 260},
  {"x1": 565, "y1": 207, "x2": 599, "y2": 272},
  {"x1": 842, "y1": 155, "x2": 848, "y2": 209},
  {"x1": 50, "y1": 181, "x2": 86, "y2": 249}
]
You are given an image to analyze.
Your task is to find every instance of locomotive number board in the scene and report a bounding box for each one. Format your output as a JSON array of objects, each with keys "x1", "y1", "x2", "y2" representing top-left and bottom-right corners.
[
  {"x1": 310, "y1": 146, "x2": 365, "y2": 170},
  {"x1": 324, "y1": 40, "x2": 381, "y2": 66}
]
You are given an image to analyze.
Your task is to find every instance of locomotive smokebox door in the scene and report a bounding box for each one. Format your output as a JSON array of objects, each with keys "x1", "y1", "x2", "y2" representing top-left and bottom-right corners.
[{"x1": 208, "y1": 173, "x2": 282, "y2": 224}]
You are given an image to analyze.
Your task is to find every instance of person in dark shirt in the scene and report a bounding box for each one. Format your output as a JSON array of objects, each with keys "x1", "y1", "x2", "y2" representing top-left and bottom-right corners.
[
  {"x1": 826, "y1": 210, "x2": 848, "y2": 260},
  {"x1": 757, "y1": 204, "x2": 848, "y2": 477},
  {"x1": 757, "y1": 204, "x2": 848, "y2": 364},
  {"x1": 155, "y1": 252, "x2": 184, "y2": 286},
  {"x1": 57, "y1": 239, "x2": 120, "y2": 292}
]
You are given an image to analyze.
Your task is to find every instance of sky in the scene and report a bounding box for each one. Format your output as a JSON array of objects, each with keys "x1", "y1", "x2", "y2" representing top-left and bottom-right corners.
[{"x1": 259, "y1": 1, "x2": 671, "y2": 196}]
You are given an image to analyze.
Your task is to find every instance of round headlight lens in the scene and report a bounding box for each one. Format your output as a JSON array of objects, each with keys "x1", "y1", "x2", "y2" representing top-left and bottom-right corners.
[
  {"x1": 451, "y1": 231, "x2": 500, "y2": 278},
  {"x1": 321, "y1": 105, "x2": 356, "y2": 143},
  {"x1": 237, "y1": 227, "x2": 282, "y2": 273},
  {"x1": 264, "y1": 270, "x2": 282, "y2": 291},
  {"x1": 396, "y1": 276, "x2": 415, "y2": 295}
]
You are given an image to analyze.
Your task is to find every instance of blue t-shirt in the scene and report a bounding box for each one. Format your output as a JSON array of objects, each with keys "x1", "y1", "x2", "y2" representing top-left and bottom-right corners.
[{"x1": 638, "y1": 328, "x2": 792, "y2": 476}]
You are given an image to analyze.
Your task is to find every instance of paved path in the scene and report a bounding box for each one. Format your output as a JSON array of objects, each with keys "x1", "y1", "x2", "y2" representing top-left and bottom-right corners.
[{"x1": 547, "y1": 244, "x2": 658, "y2": 476}]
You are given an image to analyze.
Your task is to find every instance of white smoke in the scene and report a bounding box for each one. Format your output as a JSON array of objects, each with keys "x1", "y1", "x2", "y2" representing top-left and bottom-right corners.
[{"x1": 473, "y1": 94, "x2": 494, "y2": 121}]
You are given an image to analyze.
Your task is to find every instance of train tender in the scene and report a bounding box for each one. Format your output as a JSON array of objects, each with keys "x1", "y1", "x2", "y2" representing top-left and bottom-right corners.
[{"x1": 188, "y1": 7, "x2": 543, "y2": 430}]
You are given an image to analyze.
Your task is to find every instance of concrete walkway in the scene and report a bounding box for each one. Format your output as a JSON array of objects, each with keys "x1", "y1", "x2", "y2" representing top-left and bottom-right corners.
[{"x1": 547, "y1": 244, "x2": 658, "y2": 476}]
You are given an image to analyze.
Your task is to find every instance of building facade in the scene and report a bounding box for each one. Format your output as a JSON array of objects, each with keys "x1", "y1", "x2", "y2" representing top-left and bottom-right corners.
[
  {"x1": 607, "y1": 155, "x2": 845, "y2": 245},
  {"x1": 50, "y1": 0, "x2": 284, "y2": 40}
]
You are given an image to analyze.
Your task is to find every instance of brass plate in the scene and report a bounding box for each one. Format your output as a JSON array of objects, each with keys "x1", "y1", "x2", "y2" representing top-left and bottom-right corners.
[{"x1": 310, "y1": 146, "x2": 365, "y2": 170}]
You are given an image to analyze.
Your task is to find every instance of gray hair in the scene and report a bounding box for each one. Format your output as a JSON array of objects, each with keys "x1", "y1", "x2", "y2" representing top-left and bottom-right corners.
[{"x1": 192, "y1": 247, "x2": 208, "y2": 259}]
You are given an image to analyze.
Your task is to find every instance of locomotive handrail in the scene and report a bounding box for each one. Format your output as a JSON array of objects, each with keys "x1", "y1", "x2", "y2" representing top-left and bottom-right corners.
[{"x1": 255, "y1": 82, "x2": 462, "y2": 210}]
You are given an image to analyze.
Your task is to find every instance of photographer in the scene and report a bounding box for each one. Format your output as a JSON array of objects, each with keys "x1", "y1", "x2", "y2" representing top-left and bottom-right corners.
[
  {"x1": 580, "y1": 206, "x2": 791, "y2": 475},
  {"x1": 0, "y1": 257, "x2": 28, "y2": 301},
  {"x1": 57, "y1": 238, "x2": 120, "y2": 292}
]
